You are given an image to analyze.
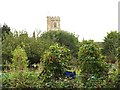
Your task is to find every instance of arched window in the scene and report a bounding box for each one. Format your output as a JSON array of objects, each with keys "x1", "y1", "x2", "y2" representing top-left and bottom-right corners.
[{"x1": 54, "y1": 22, "x2": 57, "y2": 28}]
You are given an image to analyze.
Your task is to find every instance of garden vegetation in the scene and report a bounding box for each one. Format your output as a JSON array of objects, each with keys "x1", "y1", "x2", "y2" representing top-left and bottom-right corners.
[{"x1": 1, "y1": 24, "x2": 120, "y2": 89}]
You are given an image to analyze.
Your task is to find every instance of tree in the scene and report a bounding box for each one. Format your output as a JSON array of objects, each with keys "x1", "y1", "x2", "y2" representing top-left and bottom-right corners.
[
  {"x1": 40, "y1": 30, "x2": 80, "y2": 58},
  {"x1": 25, "y1": 37, "x2": 55, "y2": 66},
  {"x1": 117, "y1": 47, "x2": 120, "y2": 74},
  {"x1": 17, "y1": 31, "x2": 55, "y2": 66},
  {"x1": 40, "y1": 44, "x2": 71, "y2": 81},
  {"x1": 0, "y1": 24, "x2": 11, "y2": 41},
  {"x1": 102, "y1": 31, "x2": 120, "y2": 63},
  {"x1": 78, "y1": 40, "x2": 108, "y2": 87},
  {"x1": 104, "y1": 47, "x2": 120, "y2": 88},
  {"x1": 11, "y1": 46, "x2": 28, "y2": 71},
  {"x1": 2, "y1": 32, "x2": 15, "y2": 65},
  {"x1": 2, "y1": 30, "x2": 55, "y2": 68},
  {"x1": 2, "y1": 31, "x2": 28, "y2": 65}
]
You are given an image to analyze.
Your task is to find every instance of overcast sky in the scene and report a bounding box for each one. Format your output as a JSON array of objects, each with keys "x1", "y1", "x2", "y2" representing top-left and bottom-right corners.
[{"x1": 0, "y1": 0, "x2": 119, "y2": 42}]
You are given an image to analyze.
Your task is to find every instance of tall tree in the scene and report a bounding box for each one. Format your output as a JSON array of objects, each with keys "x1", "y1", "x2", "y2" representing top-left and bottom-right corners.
[
  {"x1": 40, "y1": 30, "x2": 80, "y2": 58},
  {"x1": 1, "y1": 24, "x2": 11, "y2": 41},
  {"x1": 78, "y1": 40, "x2": 108, "y2": 87},
  {"x1": 102, "y1": 31, "x2": 120, "y2": 63}
]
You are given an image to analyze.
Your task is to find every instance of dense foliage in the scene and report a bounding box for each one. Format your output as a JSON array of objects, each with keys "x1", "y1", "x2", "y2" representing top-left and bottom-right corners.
[
  {"x1": 0, "y1": 24, "x2": 11, "y2": 41},
  {"x1": 78, "y1": 40, "x2": 109, "y2": 88},
  {"x1": 10, "y1": 46, "x2": 28, "y2": 71},
  {"x1": 102, "y1": 31, "x2": 120, "y2": 63},
  {"x1": 2, "y1": 31, "x2": 55, "y2": 68},
  {"x1": 1, "y1": 24, "x2": 120, "y2": 89},
  {"x1": 40, "y1": 30, "x2": 79, "y2": 58},
  {"x1": 2, "y1": 71, "x2": 41, "y2": 88},
  {"x1": 117, "y1": 47, "x2": 120, "y2": 74},
  {"x1": 40, "y1": 44, "x2": 71, "y2": 81}
]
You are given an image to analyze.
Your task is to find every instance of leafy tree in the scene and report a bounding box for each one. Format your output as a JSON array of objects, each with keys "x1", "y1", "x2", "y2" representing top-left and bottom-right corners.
[
  {"x1": 116, "y1": 48, "x2": 120, "y2": 88},
  {"x1": 2, "y1": 31, "x2": 28, "y2": 65},
  {"x1": 16, "y1": 31, "x2": 55, "y2": 66},
  {"x1": 2, "y1": 32, "x2": 16, "y2": 65},
  {"x1": 104, "y1": 47, "x2": 120, "y2": 88},
  {"x1": 102, "y1": 31, "x2": 120, "y2": 63},
  {"x1": 2, "y1": 30, "x2": 55, "y2": 68},
  {"x1": 78, "y1": 40, "x2": 108, "y2": 87},
  {"x1": 40, "y1": 30, "x2": 79, "y2": 58},
  {"x1": 11, "y1": 46, "x2": 28, "y2": 71},
  {"x1": 25, "y1": 38, "x2": 55, "y2": 66},
  {"x1": 0, "y1": 24, "x2": 11, "y2": 41},
  {"x1": 117, "y1": 47, "x2": 120, "y2": 74},
  {"x1": 40, "y1": 44, "x2": 71, "y2": 81}
]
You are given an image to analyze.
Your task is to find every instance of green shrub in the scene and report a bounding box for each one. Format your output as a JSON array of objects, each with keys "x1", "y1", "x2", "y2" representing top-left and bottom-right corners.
[
  {"x1": 42, "y1": 78, "x2": 82, "y2": 88},
  {"x1": 117, "y1": 47, "x2": 120, "y2": 74},
  {"x1": 104, "y1": 65, "x2": 120, "y2": 88},
  {"x1": 2, "y1": 71, "x2": 41, "y2": 88},
  {"x1": 102, "y1": 31, "x2": 120, "y2": 63},
  {"x1": 25, "y1": 37, "x2": 55, "y2": 66},
  {"x1": 40, "y1": 44, "x2": 71, "y2": 81},
  {"x1": 11, "y1": 46, "x2": 28, "y2": 71},
  {"x1": 102, "y1": 47, "x2": 120, "y2": 88},
  {"x1": 78, "y1": 40, "x2": 109, "y2": 88}
]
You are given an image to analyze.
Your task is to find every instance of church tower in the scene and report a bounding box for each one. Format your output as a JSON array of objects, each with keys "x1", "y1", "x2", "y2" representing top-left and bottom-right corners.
[{"x1": 47, "y1": 16, "x2": 60, "y2": 31}]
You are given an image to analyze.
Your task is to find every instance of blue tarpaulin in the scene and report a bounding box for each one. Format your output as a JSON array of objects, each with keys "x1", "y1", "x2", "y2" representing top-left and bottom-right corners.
[{"x1": 65, "y1": 71, "x2": 76, "y2": 78}]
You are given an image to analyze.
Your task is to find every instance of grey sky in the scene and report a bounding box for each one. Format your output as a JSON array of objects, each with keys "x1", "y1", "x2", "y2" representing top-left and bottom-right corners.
[{"x1": 0, "y1": 0, "x2": 119, "y2": 41}]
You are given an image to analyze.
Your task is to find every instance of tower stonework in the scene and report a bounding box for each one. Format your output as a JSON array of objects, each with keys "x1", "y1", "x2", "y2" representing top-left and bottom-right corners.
[{"x1": 47, "y1": 16, "x2": 60, "y2": 31}]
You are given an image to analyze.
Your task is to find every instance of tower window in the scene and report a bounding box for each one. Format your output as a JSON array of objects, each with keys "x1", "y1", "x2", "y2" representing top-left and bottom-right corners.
[{"x1": 54, "y1": 22, "x2": 57, "y2": 28}]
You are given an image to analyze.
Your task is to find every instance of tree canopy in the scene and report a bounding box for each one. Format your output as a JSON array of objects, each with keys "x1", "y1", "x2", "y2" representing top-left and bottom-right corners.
[
  {"x1": 102, "y1": 31, "x2": 120, "y2": 63},
  {"x1": 40, "y1": 30, "x2": 80, "y2": 58},
  {"x1": 0, "y1": 24, "x2": 11, "y2": 41}
]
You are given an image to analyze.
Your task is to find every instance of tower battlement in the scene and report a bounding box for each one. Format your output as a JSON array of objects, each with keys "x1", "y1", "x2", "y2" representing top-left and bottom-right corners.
[{"x1": 47, "y1": 16, "x2": 60, "y2": 20}]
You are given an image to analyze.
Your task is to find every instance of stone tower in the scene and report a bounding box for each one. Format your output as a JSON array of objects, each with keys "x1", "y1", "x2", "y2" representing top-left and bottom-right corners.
[{"x1": 47, "y1": 16, "x2": 60, "y2": 31}]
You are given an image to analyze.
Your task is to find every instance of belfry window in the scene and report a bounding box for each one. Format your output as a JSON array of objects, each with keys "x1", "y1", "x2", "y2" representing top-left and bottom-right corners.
[{"x1": 54, "y1": 22, "x2": 57, "y2": 28}]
